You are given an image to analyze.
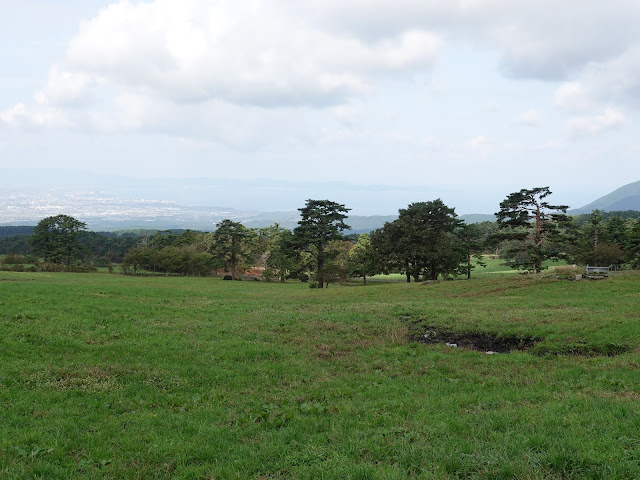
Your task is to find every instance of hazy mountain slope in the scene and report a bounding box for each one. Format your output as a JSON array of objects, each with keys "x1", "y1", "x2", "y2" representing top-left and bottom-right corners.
[
  {"x1": 570, "y1": 180, "x2": 640, "y2": 214},
  {"x1": 240, "y1": 212, "x2": 397, "y2": 233},
  {"x1": 241, "y1": 213, "x2": 495, "y2": 233}
]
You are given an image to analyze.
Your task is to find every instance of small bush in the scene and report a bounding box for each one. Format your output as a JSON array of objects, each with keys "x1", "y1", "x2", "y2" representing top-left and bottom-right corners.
[
  {"x1": 223, "y1": 275, "x2": 233, "y2": 280},
  {"x1": 553, "y1": 265, "x2": 581, "y2": 280},
  {"x1": 93, "y1": 257, "x2": 110, "y2": 267},
  {"x1": 262, "y1": 268, "x2": 275, "y2": 281},
  {"x1": 298, "y1": 273, "x2": 309, "y2": 283},
  {"x1": 38, "y1": 263, "x2": 97, "y2": 273},
  {"x1": 2, "y1": 254, "x2": 25, "y2": 265}
]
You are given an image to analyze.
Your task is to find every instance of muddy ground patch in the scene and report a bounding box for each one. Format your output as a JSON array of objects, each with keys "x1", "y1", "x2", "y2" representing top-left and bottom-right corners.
[
  {"x1": 403, "y1": 317, "x2": 630, "y2": 356},
  {"x1": 408, "y1": 324, "x2": 539, "y2": 353}
]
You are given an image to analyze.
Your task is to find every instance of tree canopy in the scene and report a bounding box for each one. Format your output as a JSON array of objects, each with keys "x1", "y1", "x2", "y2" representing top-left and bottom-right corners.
[
  {"x1": 293, "y1": 199, "x2": 351, "y2": 288},
  {"x1": 371, "y1": 199, "x2": 465, "y2": 281},
  {"x1": 210, "y1": 219, "x2": 253, "y2": 280},
  {"x1": 496, "y1": 187, "x2": 569, "y2": 273},
  {"x1": 29, "y1": 215, "x2": 87, "y2": 265}
]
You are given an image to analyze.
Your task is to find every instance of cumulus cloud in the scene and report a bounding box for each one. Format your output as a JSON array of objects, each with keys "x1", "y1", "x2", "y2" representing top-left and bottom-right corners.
[
  {"x1": 1, "y1": 0, "x2": 444, "y2": 138},
  {"x1": 560, "y1": 45, "x2": 640, "y2": 108},
  {"x1": 0, "y1": 102, "x2": 72, "y2": 129},
  {"x1": 301, "y1": 0, "x2": 640, "y2": 79},
  {"x1": 48, "y1": 0, "x2": 441, "y2": 107},
  {"x1": 566, "y1": 108, "x2": 627, "y2": 136},
  {"x1": 553, "y1": 82, "x2": 591, "y2": 111},
  {"x1": 552, "y1": 45, "x2": 640, "y2": 135},
  {"x1": 3, "y1": 0, "x2": 640, "y2": 146}
]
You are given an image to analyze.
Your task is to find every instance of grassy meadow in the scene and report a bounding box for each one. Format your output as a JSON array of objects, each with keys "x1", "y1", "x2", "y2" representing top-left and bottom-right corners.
[{"x1": 0, "y1": 269, "x2": 639, "y2": 479}]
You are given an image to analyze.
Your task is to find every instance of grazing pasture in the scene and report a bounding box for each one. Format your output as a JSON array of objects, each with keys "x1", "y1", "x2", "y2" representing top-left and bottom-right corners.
[{"x1": 0, "y1": 271, "x2": 639, "y2": 479}]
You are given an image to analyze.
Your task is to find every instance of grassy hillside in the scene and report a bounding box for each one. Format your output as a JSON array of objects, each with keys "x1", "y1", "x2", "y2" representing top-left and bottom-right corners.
[{"x1": 1, "y1": 271, "x2": 639, "y2": 478}]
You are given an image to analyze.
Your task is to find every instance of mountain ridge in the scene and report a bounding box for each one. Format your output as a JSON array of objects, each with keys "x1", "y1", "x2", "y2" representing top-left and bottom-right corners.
[{"x1": 569, "y1": 180, "x2": 640, "y2": 214}]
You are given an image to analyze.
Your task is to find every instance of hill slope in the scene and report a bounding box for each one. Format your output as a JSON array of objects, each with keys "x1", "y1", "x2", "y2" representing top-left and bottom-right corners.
[{"x1": 570, "y1": 180, "x2": 640, "y2": 214}]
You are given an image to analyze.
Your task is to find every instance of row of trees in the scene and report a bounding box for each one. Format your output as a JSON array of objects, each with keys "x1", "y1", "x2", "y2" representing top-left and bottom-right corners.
[
  {"x1": 494, "y1": 187, "x2": 640, "y2": 271},
  {"x1": 121, "y1": 200, "x2": 352, "y2": 287},
  {"x1": 567, "y1": 210, "x2": 640, "y2": 268},
  {"x1": 7, "y1": 216, "x2": 139, "y2": 265},
  {"x1": 19, "y1": 190, "x2": 640, "y2": 283}
]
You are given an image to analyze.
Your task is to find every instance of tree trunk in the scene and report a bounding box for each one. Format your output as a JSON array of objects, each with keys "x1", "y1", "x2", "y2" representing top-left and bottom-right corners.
[
  {"x1": 535, "y1": 203, "x2": 542, "y2": 246},
  {"x1": 231, "y1": 238, "x2": 237, "y2": 280},
  {"x1": 317, "y1": 246, "x2": 324, "y2": 288},
  {"x1": 363, "y1": 275, "x2": 367, "y2": 285},
  {"x1": 467, "y1": 254, "x2": 471, "y2": 280}
]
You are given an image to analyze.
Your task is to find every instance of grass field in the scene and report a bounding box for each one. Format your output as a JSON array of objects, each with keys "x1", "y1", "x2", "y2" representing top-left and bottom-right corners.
[{"x1": 1, "y1": 270, "x2": 639, "y2": 479}]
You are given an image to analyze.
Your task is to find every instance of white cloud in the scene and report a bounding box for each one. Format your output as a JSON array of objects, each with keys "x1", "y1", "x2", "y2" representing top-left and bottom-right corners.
[
  {"x1": 34, "y1": 65, "x2": 96, "y2": 107},
  {"x1": 516, "y1": 109, "x2": 540, "y2": 126},
  {"x1": 0, "y1": 102, "x2": 71, "y2": 129},
  {"x1": 553, "y1": 82, "x2": 591, "y2": 111},
  {"x1": 61, "y1": 0, "x2": 441, "y2": 107},
  {"x1": 4, "y1": 0, "x2": 640, "y2": 150},
  {"x1": 552, "y1": 46, "x2": 640, "y2": 136},
  {"x1": 1, "y1": 0, "x2": 444, "y2": 139},
  {"x1": 468, "y1": 135, "x2": 490, "y2": 150},
  {"x1": 301, "y1": 0, "x2": 640, "y2": 79},
  {"x1": 566, "y1": 108, "x2": 627, "y2": 136}
]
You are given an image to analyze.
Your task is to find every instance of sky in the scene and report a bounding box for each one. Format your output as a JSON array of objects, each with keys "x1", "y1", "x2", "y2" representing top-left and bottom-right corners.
[{"x1": 1, "y1": 0, "x2": 640, "y2": 215}]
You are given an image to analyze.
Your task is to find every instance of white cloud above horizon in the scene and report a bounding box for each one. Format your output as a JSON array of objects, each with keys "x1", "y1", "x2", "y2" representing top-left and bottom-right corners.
[{"x1": 1, "y1": 0, "x2": 640, "y2": 215}]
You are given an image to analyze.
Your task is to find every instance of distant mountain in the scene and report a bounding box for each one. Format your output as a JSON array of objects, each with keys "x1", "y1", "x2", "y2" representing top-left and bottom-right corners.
[
  {"x1": 241, "y1": 212, "x2": 494, "y2": 233},
  {"x1": 459, "y1": 214, "x2": 495, "y2": 224},
  {"x1": 570, "y1": 180, "x2": 640, "y2": 214},
  {"x1": 0, "y1": 226, "x2": 34, "y2": 237},
  {"x1": 241, "y1": 212, "x2": 397, "y2": 233}
]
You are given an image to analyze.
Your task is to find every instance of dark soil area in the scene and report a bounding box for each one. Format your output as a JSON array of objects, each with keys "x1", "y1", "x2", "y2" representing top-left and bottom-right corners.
[
  {"x1": 403, "y1": 317, "x2": 630, "y2": 356},
  {"x1": 407, "y1": 324, "x2": 539, "y2": 353}
]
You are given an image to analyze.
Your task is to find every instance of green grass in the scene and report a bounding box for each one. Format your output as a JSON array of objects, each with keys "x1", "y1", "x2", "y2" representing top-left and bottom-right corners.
[
  {"x1": 364, "y1": 256, "x2": 569, "y2": 282},
  {"x1": 1, "y1": 271, "x2": 639, "y2": 479}
]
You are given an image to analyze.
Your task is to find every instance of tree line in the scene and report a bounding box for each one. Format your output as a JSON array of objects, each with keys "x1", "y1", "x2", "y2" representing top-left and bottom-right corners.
[{"x1": 4, "y1": 189, "x2": 640, "y2": 281}]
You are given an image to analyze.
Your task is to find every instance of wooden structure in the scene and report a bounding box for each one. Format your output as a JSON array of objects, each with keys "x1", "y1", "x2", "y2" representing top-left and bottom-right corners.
[{"x1": 584, "y1": 265, "x2": 610, "y2": 279}]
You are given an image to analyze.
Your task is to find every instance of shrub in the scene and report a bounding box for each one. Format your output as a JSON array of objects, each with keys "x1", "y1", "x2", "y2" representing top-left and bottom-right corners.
[
  {"x1": 553, "y1": 265, "x2": 581, "y2": 280},
  {"x1": 223, "y1": 275, "x2": 233, "y2": 280},
  {"x1": 38, "y1": 263, "x2": 97, "y2": 273},
  {"x1": 298, "y1": 273, "x2": 309, "y2": 283},
  {"x1": 262, "y1": 268, "x2": 275, "y2": 281},
  {"x1": 93, "y1": 256, "x2": 110, "y2": 267},
  {"x1": 2, "y1": 254, "x2": 25, "y2": 265}
]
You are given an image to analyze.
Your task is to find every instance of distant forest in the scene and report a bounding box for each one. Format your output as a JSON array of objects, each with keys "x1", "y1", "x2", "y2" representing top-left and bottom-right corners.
[{"x1": 2, "y1": 205, "x2": 640, "y2": 282}]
